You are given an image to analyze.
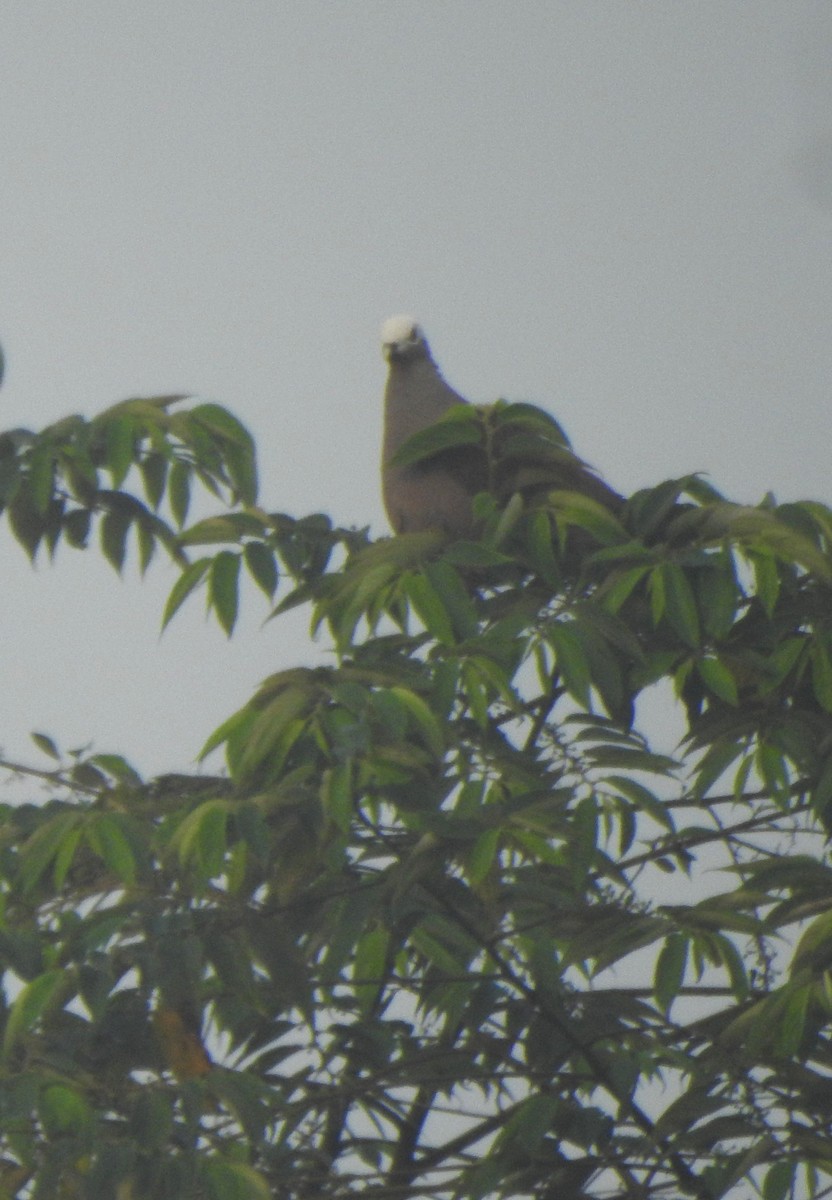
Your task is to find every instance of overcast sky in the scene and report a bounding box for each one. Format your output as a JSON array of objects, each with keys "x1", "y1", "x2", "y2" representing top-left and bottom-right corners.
[{"x1": 1, "y1": 2, "x2": 830, "y2": 780}]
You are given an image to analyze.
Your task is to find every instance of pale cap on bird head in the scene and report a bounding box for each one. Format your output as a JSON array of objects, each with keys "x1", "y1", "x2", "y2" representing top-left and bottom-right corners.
[{"x1": 381, "y1": 314, "x2": 429, "y2": 363}]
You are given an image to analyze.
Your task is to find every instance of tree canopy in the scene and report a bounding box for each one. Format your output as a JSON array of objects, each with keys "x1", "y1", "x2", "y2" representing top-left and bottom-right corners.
[{"x1": 1, "y1": 394, "x2": 832, "y2": 1199}]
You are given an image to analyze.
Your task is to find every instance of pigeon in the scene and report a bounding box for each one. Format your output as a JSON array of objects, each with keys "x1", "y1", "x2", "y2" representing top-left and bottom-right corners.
[
  {"x1": 380, "y1": 315, "x2": 620, "y2": 538},
  {"x1": 381, "y1": 315, "x2": 485, "y2": 537}
]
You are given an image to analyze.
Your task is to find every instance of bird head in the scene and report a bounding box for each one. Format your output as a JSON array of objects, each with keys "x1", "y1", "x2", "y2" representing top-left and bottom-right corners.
[{"x1": 381, "y1": 315, "x2": 430, "y2": 364}]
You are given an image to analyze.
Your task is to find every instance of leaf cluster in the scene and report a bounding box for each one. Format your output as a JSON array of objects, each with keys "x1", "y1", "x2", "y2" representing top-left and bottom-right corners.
[
  {"x1": 2, "y1": 400, "x2": 832, "y2": 1197},
  {"x1": 0, "y1": 396, "x2": 256, "y2": 574}
]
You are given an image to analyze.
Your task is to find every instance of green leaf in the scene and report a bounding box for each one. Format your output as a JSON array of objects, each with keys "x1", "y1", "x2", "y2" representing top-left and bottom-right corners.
[
  {"x1": 236, "y1": 686, "x2": 312, "y2": 778},
  {"x1": 170, "y1": 799, "x2": 230, "y2": 880},
  {"x1": 28, "y1": 443, "x2": 56, "y2": 514},
  {"x1": 626, "y1": 477, "x2": 692, "y2": 539},
  {"x1": 352, "y1": 925, "x2": 389, "y2": 1013},
  {"x1": 654, "y1": 933, "x2": 688, "y2": 1012},
  {"x1": 8, "y1": 489, "x2": 45, "y2": 558},
  {"x1": 811, "y1": 639, "x2": 832, "y2": 713},
  {"x1": 210, "y1": 551, "x2": 241, "y2": 636},
  {"x1": 600, "y1": 564, "x2": 650, "y2": 614},
  {"x1": 207, "y1": 1069, "x2": 268, "y2": 1142},
  {"x1": 18, "y1": 810, "x2": 84, "y2": 893},
  {"x1": 763, "y1": 1161, "x2": 795, "y2": 1200},
  {"x1": 3, "y1": 970, "x2": 66, "y2": 1061},
  {"x1": 523, "y1": 508, "x2": 561, "y2": 587},
  {"x1": 441, "y1": 540, "x2": 513, "y2": 569},
  {"x1": 30, "y1": 732, "x2": 60, "y2": 761},
  {"x1": 570, "y1": 795, "x2": 598, "y2": 882},
  {"x1": 388, "y1": 686, "x2": 444, "y2": 757},
  {"x1": 548, "y1": 489, "x2": 628, "y2": 545},
  {"x1": 136, "y1": 518, "x2": 156, "y2": 574},
  {"x1": 494, "y1": 1093, "x2": 560, "y2": 1153},
  {"x1": 189, "y1": 403, "x2": 255, "y2": 448},
  {"x1": 584, "y1": 744, "x2": 678, "y2": 775},
  {"x1": 756, "y1": 742, "x2": 791, "y2": 804},
  {"x1": 71, "y1": 760, "x2": 108, "y2": 790},
  {"x1": 492, "y1": 401, "x2": 571, "y2": 445},
  {"x1": 461, "y1": 660, "x2": 491, "y2": 728},
  {"x1": 190, "y1": 404, "x2": 258, "y2": 504},
  {"x1": 168, "y1": 459, "x2": 191, "y2": 527},
  {"x1": 390, "y1": 408, "x2": 482, "y2": 467},
  {"x1": 776, "y1": 982, "x2": 810, "y2": 1056},
  {"x1": 691, "y1": 740, "x2": 744, "y2": 801},
  {"x1": 424, "y1": 559, "x2": 478, "y2": 639},
  {"x1": 38, "y1": 1084, "x2": 92, "y2": 1135},
  {"x1": 222, "y1": 439, "x2": 259, "y2": 506},
  {"x1": 697, "y1": 551, "x2": 739, "y2": 639},
  {"x1": 162, "y1": 557, "x2": 211, "y2": 630},
  {"x1": 62, "y1": 507, "x2": 91, "y2": 548},
  {"x1": 402, "y1": 570, "x2": 455, "y2": 645},
  {"x1": 321, "y1": 763, "x2": 353, "y2": 833},
  {"x1": 100, "y1": 505, "x2": 132, "y2": 572},
  {"x1": 140, "y1": 451, "x2": 169, "y2": 510},
  {"x1": 792, "y1": 908, "x2": 832, "y2": 971},
  {"x1": 90, "y1": 753, "x2": 143, "y2": 784},
  {"x1": 648, "y1": 563, "x2": 666, "y2": 625},
  {"x1": 103, "y1": 416, "x2": 136, "y2": 488},
  {"x1": 85, "y1": 813, "x2": 137, "y2": 884},
  {"x1": 751, "y1": 550, "x2": 781, "y2": 616},
  {"x1": 202, "y1": 1159, "x2": 271, "y2": 1200},
  {"x1": 177, "y1": 515, "x2": 249, "y2": 545},
  {"x1": 697, "y1": 656, "x2": 739, "y2": 705},
  {"x1": 605, "y1": 776, "x2": 675, "y2": 831},
  {"x1": 660, "y1": 562, "x2": 700, "y2": 647},
  {"x1": 466, "y1": 829, "x2": 500, "y2": 885},
  {"x1": 244, "y1": 541, "x2": 278, "y2": 599},
  {"x1": 130, "y1": 1090, "x2": 175, "y2": 1149},
  {"x1": 812, "y1": 755, "x2": 832, "y2": 817},
  {"x1": 547, "y1": 620, "x2": 591, "y2": 706}
]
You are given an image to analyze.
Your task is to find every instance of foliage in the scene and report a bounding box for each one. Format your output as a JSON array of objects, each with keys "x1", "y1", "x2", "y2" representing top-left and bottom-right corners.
[{"x1": 2, "y1": 395, "x2": 832, "y2": 1198}]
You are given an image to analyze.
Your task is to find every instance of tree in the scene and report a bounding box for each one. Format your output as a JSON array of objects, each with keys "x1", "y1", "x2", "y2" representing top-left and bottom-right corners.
[{"x1": 0, "y1": 394, "x2": 832, "y2": 1199}]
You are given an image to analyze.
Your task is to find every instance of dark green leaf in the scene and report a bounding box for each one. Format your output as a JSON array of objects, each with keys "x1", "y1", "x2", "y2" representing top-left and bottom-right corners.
[
  {"x1": 28, "y1": 443, "x2": 56, "y2": 514},
  {"x1": 660, "y1": 562, "x2": 701, "y2": 647},
  {"x1": 390, "y1": 409, "x2": 482, "y2": 468},
  {"x1": 210, "y1": 551, "x2": 241, "y2": 636},
  {"x1": 85, "y1": 813, "x2": 137, "y2": 884},
  {"x1": 763, "y1": 1161, "x2": 795, "y2": 1200},
  {"x1": 3, "y1": 971, "x2": 66, "y2": 1060},
  {"x1": 424, "y1": 559, "x2": 478, "y2": 639},
  {"x1": 547, "y1": 620, "x2": 591, "y2": 706},
  {"x1": 140, "y1": 451, "x2": 169, "y2": 510},
  {"x1": 244, "y1": 541, "x2": 278, "y2": 599},
  {"x1": 62, "y1": 507, "x2": 91, "y2": 548},
  {"x1": 30, "y1": 732, "x2": 60, "y2": 761},
  {"x1": 697, "y1": 551, "x2": 739, "y2": 639},
  {"x1": 8, "y1": 489, "x2": 45, "y2": 558},
  {"x1": 654, "y1": 933, "x2": 688, "y2": 1011},
  {"x1": 100, "y1": 505, "x2": 132, "y2": 572}
]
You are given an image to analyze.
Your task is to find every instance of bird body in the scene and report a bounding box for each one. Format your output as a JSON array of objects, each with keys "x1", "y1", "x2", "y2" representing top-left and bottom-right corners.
[
  {"x1": 381, "y1": 316, "x2": 484, "y2": 537},
  {"x1": 380, "y1": 315, "x2": 620, "y2": 537}
]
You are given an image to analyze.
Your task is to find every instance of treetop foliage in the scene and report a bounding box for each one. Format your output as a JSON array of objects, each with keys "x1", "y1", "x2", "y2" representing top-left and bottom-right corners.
[{"x1": 1, "y1": 394, "x2": 832, "y2": 1198}]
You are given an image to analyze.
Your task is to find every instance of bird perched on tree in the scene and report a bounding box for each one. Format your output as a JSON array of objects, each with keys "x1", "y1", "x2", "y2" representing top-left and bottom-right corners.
[{"x1": 380, "y1": 315, "x2": 621, "y2": 538}]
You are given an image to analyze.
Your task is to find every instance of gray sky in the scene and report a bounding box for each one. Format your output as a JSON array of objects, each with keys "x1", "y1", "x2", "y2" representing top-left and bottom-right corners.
[{"x1": 1, "y1": 2, "x2": 831, "y2": 778}]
